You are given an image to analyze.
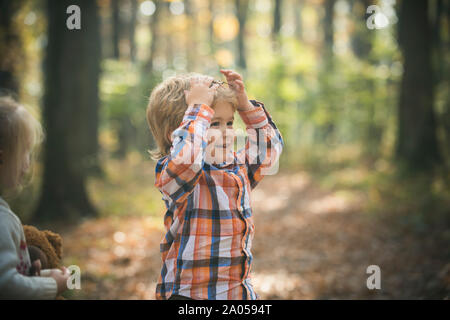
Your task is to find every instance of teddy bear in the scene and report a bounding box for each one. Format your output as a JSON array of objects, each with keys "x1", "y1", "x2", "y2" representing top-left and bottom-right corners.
[
  {"x1": 23, "y1": 225, "x2": 63, "y2": 271},
  {"x1": 23, "y1": 225, "x2": 66, "y2": 299}
]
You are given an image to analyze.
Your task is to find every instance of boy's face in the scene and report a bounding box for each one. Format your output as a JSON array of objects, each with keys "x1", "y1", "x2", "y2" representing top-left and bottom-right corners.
[{"x1": 206, "y1": 100, "x2": 235, "y2": 164}]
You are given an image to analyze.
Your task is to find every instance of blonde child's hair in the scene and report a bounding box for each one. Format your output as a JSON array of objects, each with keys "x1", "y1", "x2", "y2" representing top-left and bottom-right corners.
[
  {"x1": 146, "y1": 73, "x2": 238, "y2": 161},
  {"x1": 0, "y1": 96, "x2": 44, "y2": 194}
]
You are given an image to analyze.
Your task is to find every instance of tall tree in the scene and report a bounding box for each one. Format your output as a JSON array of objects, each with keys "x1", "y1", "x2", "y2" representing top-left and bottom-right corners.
[
  {"x1": 208, "y1": 0, "x2": 216, "y2": 56},
  {"x1": 350, "y1": 0, "x2": 374, "y2": 59},
  {"x1": 316, "y1": 0, "x2": 337, "y2": 144},
  {"x1": 35, "y1": 0, "x2": 101, "y2": 221},
  {"x1": 184, "y1": 0, "x2": 195, "y2": 71},
  {"x1": 129, "y1": 0, "x2": 137, "y2": 62},
  {"x1": 294, "y1": 0, "x2": 303, "y2": 42},
  {"x1": 350, "y1": 1, "x2": 380, "y2": 162},
  {"x1": 432, "y1": 0, "x2": 450, "y2": 166},
  {"x1": 0, "y1": 0, "x2": 25, "y2": 95},
  {"x1": 323, "y1": 0, "x2": 336, "y2": 61},
  {"x1": 272, "y1": 0, "x2": 283, "y2": 41},
  {"x1": 396, "y1": 0, "x2": 441, "y2": 170},
  {"x1": 165, "y1": 4, "x2": 175, "y2": 71},
  {"x1": 235, "y1": 0, "x2": 249, "y2": 70},
  {"x1": 112, "y1": 0, "x2": 121, "y2": 59},
  {"x1": 145, "y1": 0, "x2": 162, "y2": 73}
]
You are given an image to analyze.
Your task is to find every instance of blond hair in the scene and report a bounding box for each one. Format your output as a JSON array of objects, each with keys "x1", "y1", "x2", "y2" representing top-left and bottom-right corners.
[
  {"x1": 0, "y1": 97, "x2": 44, "y2": 194},
  {"x1": 146, "y1": 73, "x2": 238, "y2": 160}
]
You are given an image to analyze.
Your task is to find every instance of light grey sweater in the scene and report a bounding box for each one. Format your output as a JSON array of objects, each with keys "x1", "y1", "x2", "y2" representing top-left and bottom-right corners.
[{"x1": 0, "y1": 196, "x2": 57, "y2": 299}]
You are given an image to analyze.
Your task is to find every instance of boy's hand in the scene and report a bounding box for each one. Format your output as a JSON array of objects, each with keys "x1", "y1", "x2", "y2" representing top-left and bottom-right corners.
[
  {"x1": 220, "y1": 69, "x2": 253, "y2": 111},
  {"x1": 184, "y1": 76, "x2": 219, "y2": 107}
]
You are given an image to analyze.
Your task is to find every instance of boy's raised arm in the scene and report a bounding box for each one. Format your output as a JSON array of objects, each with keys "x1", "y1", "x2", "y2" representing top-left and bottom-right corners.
[
  {"x1": 237, "y1": 100, "x2": 285, "y2": 190},
  {"x1": 219, "y1": 69, "x2": 284, "y2": 189},
  {"x1": 155, "y1": 103, "x2": 214, "y2": 205},
  {"x1": 155, "y1": 76, "x2": 218, "y2": 205}
]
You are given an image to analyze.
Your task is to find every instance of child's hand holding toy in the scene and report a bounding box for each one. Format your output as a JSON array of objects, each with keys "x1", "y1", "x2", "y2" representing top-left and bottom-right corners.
[
  {"x1": 219, "y1": 69, "x2": 254, "y2": 112},
  {"x1": 184, "y1": 75, "x2": 220, "y2": 107}
]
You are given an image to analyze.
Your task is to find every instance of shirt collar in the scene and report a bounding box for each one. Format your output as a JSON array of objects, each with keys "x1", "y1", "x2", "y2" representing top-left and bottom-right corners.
[{"x1": 205, "y1": 151, "x2": 238, "y2": 170}]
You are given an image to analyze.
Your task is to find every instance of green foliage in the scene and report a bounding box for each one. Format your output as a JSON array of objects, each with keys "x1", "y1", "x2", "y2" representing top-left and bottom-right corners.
[
  {"x1": 244, "y1": 30, "x2": 402, "y2": 166},
  {"x1": 8, "y1": 0, "x2": 449, "y2": 225},
  {"x1": 99, "y1": 60, "x2": 160, "y2": 157},
  {"x1": 88, "y1": 153, "x2": 165, "y2": 219},
  {"x1": 365, "y1": 165, "x2": 450, "y2": 234}
]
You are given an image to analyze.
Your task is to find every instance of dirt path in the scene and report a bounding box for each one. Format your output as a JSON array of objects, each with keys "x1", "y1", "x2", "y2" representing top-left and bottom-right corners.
[
  {"x1": 250, "y1": 171, "x2": 448, "y2": 299},
  {"x1": 60, "y1": 170, "x2": 449, "y2": 299}
]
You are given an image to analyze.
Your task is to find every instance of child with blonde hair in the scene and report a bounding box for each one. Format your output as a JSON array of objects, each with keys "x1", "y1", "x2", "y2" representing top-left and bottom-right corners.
[
  {"x1": 147, "y1": 70, "x2": 284, "y2": 300},
  {"x1": 0, "y1": 96, "x2": 70, "y2": 299}
]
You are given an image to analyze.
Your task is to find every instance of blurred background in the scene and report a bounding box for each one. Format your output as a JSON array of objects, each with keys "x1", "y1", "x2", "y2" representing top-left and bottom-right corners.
[{"x1": 0, "y1": 0, "x2": 449, "y2": 299}]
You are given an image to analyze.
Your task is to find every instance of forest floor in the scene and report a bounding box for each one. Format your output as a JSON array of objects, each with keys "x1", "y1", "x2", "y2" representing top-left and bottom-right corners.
[{"x1": 54, "y1": 158, "x2": 449, "y2": 300}]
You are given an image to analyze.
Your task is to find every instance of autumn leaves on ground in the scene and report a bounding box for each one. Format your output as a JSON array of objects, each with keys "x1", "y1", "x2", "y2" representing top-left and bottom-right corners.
[{"x1": 54, "y1": 152, "x2": 449, "y2": 300}]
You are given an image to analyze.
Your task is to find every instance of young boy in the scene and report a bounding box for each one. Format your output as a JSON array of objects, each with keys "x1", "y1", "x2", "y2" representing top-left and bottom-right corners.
[{"x1": 146, "y1": 70, "x2": 284, "y2": 300}]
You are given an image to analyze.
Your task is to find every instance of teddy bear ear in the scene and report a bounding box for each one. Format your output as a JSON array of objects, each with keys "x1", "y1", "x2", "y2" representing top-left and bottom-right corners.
[
  {"x1": 43, "y1": 231, "x2": 63, "y2": 260},
  {"x1": 23, "y1": 225, "x2": 33, "y2": 237},
  {"x1": 23, "y1": 225, "x2": 39, "y2": 246}
]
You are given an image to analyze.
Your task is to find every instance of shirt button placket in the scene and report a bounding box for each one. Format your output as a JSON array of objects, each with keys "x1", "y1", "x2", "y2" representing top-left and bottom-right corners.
[{"x1": 230, "y1": 172, "x2": 251, "y2": 288}]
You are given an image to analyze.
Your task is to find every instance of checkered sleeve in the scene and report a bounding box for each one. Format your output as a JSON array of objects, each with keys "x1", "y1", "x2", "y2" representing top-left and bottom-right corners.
[
  {"x1": 237, "y1": 100, "x2": 285, "y2": 189},
  {"x1": 155, "y1": 103, "x2": 215, "y2": 204}
]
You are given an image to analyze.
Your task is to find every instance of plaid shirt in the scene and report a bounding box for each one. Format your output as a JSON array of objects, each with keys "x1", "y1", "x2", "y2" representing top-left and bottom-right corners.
[{"x1": 154, "y1": 100, "x2": 284, "y2": 300}]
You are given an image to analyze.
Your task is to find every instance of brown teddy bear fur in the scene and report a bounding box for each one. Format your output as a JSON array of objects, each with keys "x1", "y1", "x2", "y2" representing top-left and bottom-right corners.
[
  {"x1": 23, "y1": 225, "x2": 66, "y2": 299},
  {"x1": 23, "y1": 225, "x2": 63, "y2": 269}
]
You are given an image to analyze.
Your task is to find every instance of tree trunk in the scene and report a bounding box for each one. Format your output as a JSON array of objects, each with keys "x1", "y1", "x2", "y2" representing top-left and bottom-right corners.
[
  {"x1": 432, "y1": 0, "x2": 450, "y2": 167},
  {"x1": 0, "y1": 0, "x2": 25, "y2": 95},
  {"x1": 396, "y1": 0, "x2": 441, "y2": 170},
  {"x1": 235, "y1": 0, "x2": 249, "y2": 70},
  {"x1": 323, "y1": 0, "x2": 336, "y2": 61},
  {"x1": 34, "y1": 0, "x2": 101, "y2": 221},
  {"x1": 112, "y1": 0, "x2": 121, "y2": 59},
  {"x1": 294, "y1": 0, "x2": 303, "y2": 41},
  {"x1": 208, "y1": 0, "x2": 216, "y2": 55},
  {"x1": 350, "y1": 0, "x2": 374, "y2": 59},
  {"x1": 184, "y1": 0, "x2": 195, "y2": 71},
  {"x1": 145, "y1": 0, "x2": 161, "y2": 73},
  {"x1": 129, "y1": 0, "x2": 137, "y2": 63},
  {"x1": 271, "y1": 0, "x2": 283, "y2": 52},
  {"x1": 350, "y1": 1, "x2": 380, "y2": 162},
  {"x1": 273, "y1": 0, "x2": 282, "y2": 37}
]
